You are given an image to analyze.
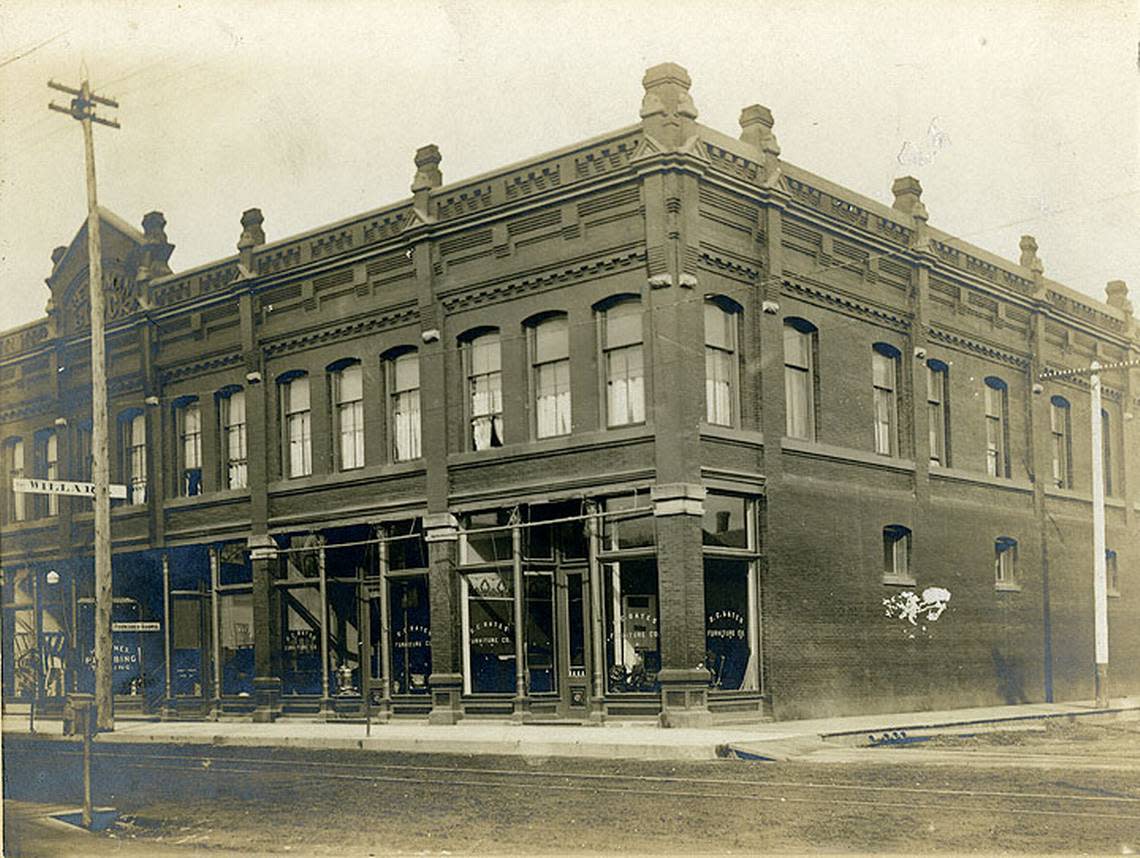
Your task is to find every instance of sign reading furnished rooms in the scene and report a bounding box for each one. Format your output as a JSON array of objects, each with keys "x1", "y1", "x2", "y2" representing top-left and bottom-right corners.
[{"x1": 12, "y1": 477, "x2": 128, "y2": 500}]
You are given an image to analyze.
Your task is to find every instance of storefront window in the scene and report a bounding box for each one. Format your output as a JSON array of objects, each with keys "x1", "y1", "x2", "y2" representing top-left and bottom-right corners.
[
  {"x1": 389, "y1": 575, "x2": 430, "y2": 695},
  {"x1": 2, "y1": 569, "x2": 37, "y2": 700},
  {"x1": 603, "y1": 558, "x2": 660, "y2": 693},
  {"x1": 277, "y1": 535, "x2": 323, "y2": 696},
  {"x1": 464, "y1": 570, "x2": 515, "y2": 694},
  {"x1": 217, "y1": 543, "x2": 253, "y2": 697},
  {"x1": 601, "y1": 495, "x2": 655, "y2": 551},
  {"x1": 460, "y1": 510, "x2": 513, "y2": 565},
  {"x1": 702, "y1": 494, "x2": 749, "y2": 549},
  {"x1": 388, "y1": 519, "x2": 427, "y2": 571}
]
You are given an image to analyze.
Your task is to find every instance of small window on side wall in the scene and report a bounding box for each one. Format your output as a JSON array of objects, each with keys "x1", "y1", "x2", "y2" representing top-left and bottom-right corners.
[
  {"x1": 872, "y1": 343, "x2": 901, "y2": 456},
  {"x1": 995, "y1": 537, "x2": 1018, "y2": 589},
  {"x1": 883, "y1": 525, "x2": 912, "y2": 583}
]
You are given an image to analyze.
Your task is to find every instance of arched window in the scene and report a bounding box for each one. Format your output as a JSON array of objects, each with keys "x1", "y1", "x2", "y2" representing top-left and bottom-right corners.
[
  {"x1": 599, "y1": 297, "x2": 644, "y2": 427},
  {"x1": 883, "y1": 524, "x2": 912, "y2": 582},
  {"x1": 872, "y1": 343, "x2": 901, "y2": 456},
  {"x1": 995, "y1": 537, "x2": 1018, "y2": 587},
  {"x1": 385, "y1": 348, "x2": 421, "y2": 461},
  {"x1": 529, "y1": 314, "x2": 571, "y2": 438},
  {"x1": 463, "y1": 329, "x2": 503, "y2": 450},
  {"x1": 278, "y1": 372, "x2": 311, "y2": 478},
  {"x1": 984, "y1": 377, "x2": 1009, "y2": 478},
  {"x1": 704, "y1": 298, "x2": 741, "y2": 426},
  {"x1": 926, "y1": 359, "x2": 950, "y2": 467},
  {"x1": 173, "y1": 396, "x2": 202, "y2": 497},
  {"x1": 217, "y1": 386, "x2": 247, "y2": 489},
  {"x1": 329, "y1": 360, "x2": 364, "y2": 470},
  {"x1": 119, "y1": 409, "x2": 147, "y2": 504},
  {"x1": 34, "y1": 428, "x2": 59, "y2": 517},
  {"x1": 1049, "y1": 396, "x2": 1071, "y2": 489},
  {"x1": 783, "y1": 318, "x2": 817, "y2": 440},
  {"x1": 4, "y1": 437, "x2": 26, "y2": 522}
]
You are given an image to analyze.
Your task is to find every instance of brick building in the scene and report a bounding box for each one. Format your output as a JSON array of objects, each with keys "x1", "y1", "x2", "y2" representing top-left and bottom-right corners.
[{"x1": 2, "y1": 63, "x2": 1137, "y2": 726}]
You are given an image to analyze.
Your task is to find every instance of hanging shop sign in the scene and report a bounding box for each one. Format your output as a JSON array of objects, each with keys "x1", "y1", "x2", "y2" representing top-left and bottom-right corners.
[
  {"x1": 111, "y1": 621, "x2": 161, "y2": 632},
  {"x1": 12, "y1": 477, "x2": 128, "y2": 500}
]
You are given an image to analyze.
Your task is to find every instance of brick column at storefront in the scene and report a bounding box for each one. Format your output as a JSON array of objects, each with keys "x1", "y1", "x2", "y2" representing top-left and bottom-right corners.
[
  {"x1": 653, "y1": 484, "x2": 710, "y2": 726},
  {"x1": 249, "y1": 538, "x2": 281, "y2": 722},
  {"x1": 424, "y1": 514, "x2": 462, "y2": 724}
]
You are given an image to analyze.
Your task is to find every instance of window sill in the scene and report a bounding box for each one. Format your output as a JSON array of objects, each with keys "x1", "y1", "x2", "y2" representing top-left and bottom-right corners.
[
  {"x1": 781, "y1": 437, "x2": 916, "y2": 473},
  {"x1": 929, "y1": 467, "x2": 1033, "y2": 494},
  {"x1": 449, "y1": 424, "x2": 654, "y2": 468},
  {"x1": 995, "y1": 582, "x2": 1022, "y2": 593},
  {"x1": 165, "y1": 488, "x2": 250, "y2": 510},
  {"x1": 700, "y1": 424, "x2": 765, "y2": 447},
  {"x1": 1044, "y1": 486, "x2": 1128, "y2": 508},
  {"x1": 881, "y1": 576, "x2": 917, "y2": 587},
  {"x1": 268, "y1": 460, "x2": 426, "y2": 495}
]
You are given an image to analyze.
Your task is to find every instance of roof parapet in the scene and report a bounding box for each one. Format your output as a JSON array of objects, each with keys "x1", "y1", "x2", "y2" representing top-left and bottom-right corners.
[
  {"x1": 237, "y1": 208, "x2": 265, "y2": 273},
  {"x1": 1105, "y1": 280, "x2": 1132, "y2": 317},
  {"x1": 739, "y1": 104, "x2": 781, "y2": 187},
  {"x1": 1019, "y1": 235, "x2": 1044, "y2": 281}
]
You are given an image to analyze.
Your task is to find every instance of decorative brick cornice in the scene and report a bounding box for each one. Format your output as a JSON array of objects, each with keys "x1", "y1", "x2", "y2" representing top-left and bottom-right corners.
[
  {"x1": 697, "y1": 249, "x2": 761, "y2": 281},
  {"x1": 781, "y1": 276, "x2": 910, "y2": 331},
  {"x1": 927, "y1": 326, "x2": 1030, "y2": 369},
  {"x1": 0, "y1": 396, "x2": 54, "y2": 424},
  {"x1": 262, "y1": 306, "x2": 418, "y2": 358},
  {"x1": 440, "y1": 248, "x2": 646, "y2": 313},
  {"x1": 159, "y1": 352, "x2": 245, "y2": 385}
]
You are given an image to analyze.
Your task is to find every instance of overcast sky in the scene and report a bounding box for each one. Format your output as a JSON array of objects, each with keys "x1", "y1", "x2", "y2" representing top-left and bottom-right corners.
[{"x1": 1, "y1": 0, "x2": 1137, "y2": 331}]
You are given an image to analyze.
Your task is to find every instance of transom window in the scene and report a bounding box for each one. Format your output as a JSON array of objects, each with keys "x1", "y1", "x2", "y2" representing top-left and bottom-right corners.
[
  {"x1": 704, "y1": 299, "x2": 739, "y2": 426},
  {"x1": 466, "y1": 331, "x2": 503, "y2": 450},
  {"x1": 601, "y1": 298, "x2": 644, "y2": 428},
  {"x1": 531, "y1": 315, "x2": 571, "y2": 438},
  {"x1": 872, "y1": 343, "x2": 900, "y2": 456},
  {"x1": 783, "y1": 318, "x2": 816, "y2": 440},
  {"x1": 332, "y1": 362, "x2": 364, "y2": 471},
  {"x1": 389, "y1": 350, "x2": 421, "y2": 461}
]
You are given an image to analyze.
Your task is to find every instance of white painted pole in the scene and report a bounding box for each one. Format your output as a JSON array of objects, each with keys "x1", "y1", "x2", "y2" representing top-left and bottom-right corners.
[{"x1": 1089, "y1": 361, "x2": 1109, "y2": 707}]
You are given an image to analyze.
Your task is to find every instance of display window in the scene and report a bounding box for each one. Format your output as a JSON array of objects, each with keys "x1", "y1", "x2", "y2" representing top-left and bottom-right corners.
[
  {"x1": 463, "y1": 570, "x2": 516, "y2": 694},
  {"x1": 389, "y1": 575, "x2": 430, "y2": 695},
  {"x1": 216, "y1": 543, "x2": 253, "y2": 697},
  {"x1": 602, "y1": 558, "x2": 660, "y2": 693}
]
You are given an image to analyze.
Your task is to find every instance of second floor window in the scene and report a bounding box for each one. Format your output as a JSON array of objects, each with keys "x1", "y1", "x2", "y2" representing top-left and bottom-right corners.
[
  {"x1": 872, "y1": 344, "x2": 900, "y2": 456},
  {"x1": 333, "y1": 362, "x2": 364, "y2": 470},
  {"x1": 176, "y1": 400, "x2": 202, "y2": 497},
  {"x1": 281, "y1": 374, "x2": 311, "y2": 478},
  {"x1": 1049, "y1": 396, "x2": 1071, "y2": 489},
  {"x1": 36, "y1": 430, "x2": 59, "y2": 516},
  {"x1": 926, "y1": 360, "x2": 949, "y2": 466},
  {"x1": 390, "y1": 351, "x2": 421, "y2": 461},
  {"x1": 124, "y1": 412, "x2": 147, "y2": 504},
  {"x1": 5, "y1": 438, "x2": 26, "y2": 522},
  {"x1": 219, "y1": 389, "x2": 247, "y2": 489},
  {"x1": 704, "y1": 299, "x2": 738, "y2": 426},
  {"x1": 467, "y1": 331, "x2": 503, "y2": 450},
  {"x1": 984, "y1": 377, "x2": 1009, "y2": 478},
  {"x1": 532, "y1": 315, "x2": 571, "y2": 438},
  {"x1": 602, "y1": 298, "x2": 644, "y2": 427},
  {"x1": 783, "y1": 318, "x2": 816, "y2": 440}
]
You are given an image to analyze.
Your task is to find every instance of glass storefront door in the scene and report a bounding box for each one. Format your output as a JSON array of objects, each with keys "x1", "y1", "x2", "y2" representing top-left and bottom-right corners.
[{"x1": 170, "y1": 590, "x2": 211, "y2": 698}]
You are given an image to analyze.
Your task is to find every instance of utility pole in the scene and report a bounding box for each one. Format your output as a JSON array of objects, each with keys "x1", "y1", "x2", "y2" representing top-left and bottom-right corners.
[
  {"x1": 1039, "y1": 357, "x2": 1140, "y2": 708},
  {"x1": 48, "y1": 77, "x2": 120, "y2": 732}
]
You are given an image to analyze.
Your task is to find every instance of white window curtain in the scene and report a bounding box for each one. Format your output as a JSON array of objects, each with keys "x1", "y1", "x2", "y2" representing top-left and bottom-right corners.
[
  {"x1": 392, "y1": 352, "x2": 421, "y2": 461},
  {"x1": 222, "y1": 390, "x2": 248, "y2": 489},
  {"x1": 534, "y1": 316, "x2": 570, "y2": 438},
  {"x1": 336, "y1": 364, "x2": 364, "y2": 470},
  {"x1": 284, "y1": 376, "x2": 311, "y2": 477},
  {"x1": 469, "y1": 333, "x2": 503, "y2": 450}
]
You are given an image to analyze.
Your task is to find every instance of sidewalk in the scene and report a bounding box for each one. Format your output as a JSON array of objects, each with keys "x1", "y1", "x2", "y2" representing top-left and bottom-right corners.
[{"x1": 4, "y1": 697, "x2": 1138, "y2": 762}]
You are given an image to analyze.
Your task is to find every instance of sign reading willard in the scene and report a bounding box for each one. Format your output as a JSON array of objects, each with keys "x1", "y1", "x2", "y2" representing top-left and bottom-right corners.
[{"x1": 12, "y1": 478, "x2": 128, "y2": 500}]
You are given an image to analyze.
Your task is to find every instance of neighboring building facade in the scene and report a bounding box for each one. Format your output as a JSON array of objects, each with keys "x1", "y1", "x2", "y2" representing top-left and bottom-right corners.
[{"x1": 2, "y1": 63, "x2": 1137, "y2": 726}]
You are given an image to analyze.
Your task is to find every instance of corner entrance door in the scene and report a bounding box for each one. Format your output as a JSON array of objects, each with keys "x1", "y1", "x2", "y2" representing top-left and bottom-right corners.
[{"x1": 521, "y1": 566, "x2": 592, "y2": 719}]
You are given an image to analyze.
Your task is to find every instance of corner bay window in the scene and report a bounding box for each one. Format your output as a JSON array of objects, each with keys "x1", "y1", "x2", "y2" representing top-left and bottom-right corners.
[
  {"x1": 175, "y1": 399, "x2": 202, "y2": 497},
  {"x1": 531, "y1": 314, "x2": 571, "y2": 438},
  {"x1": 218, "y1": 388, "x2": 247, "y2": 489},
  {"x1": 704, "y1": 298, "x2": 739, "y2": 426},
  {"x1": 783, "y1": 318, "x2": 816, "y2": 440},
  {"x1": 388, "y1": 350, "x2": 421, "y2": 461},
  {"x1": 872, "y1": 343, "x2": 900, "y2": 456},
  {"x1": 601, "y1": 298, "x2": 644, "y2": 427},
  {"x1": 280, "y1": 374, "x2": 311, "y2": 478},
  {"x1": 466, "y1": 331, "x2": 503, "y2": 450},
  {"x1": 332, "y1": 362, "x2": 364, "y2": 470}
]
